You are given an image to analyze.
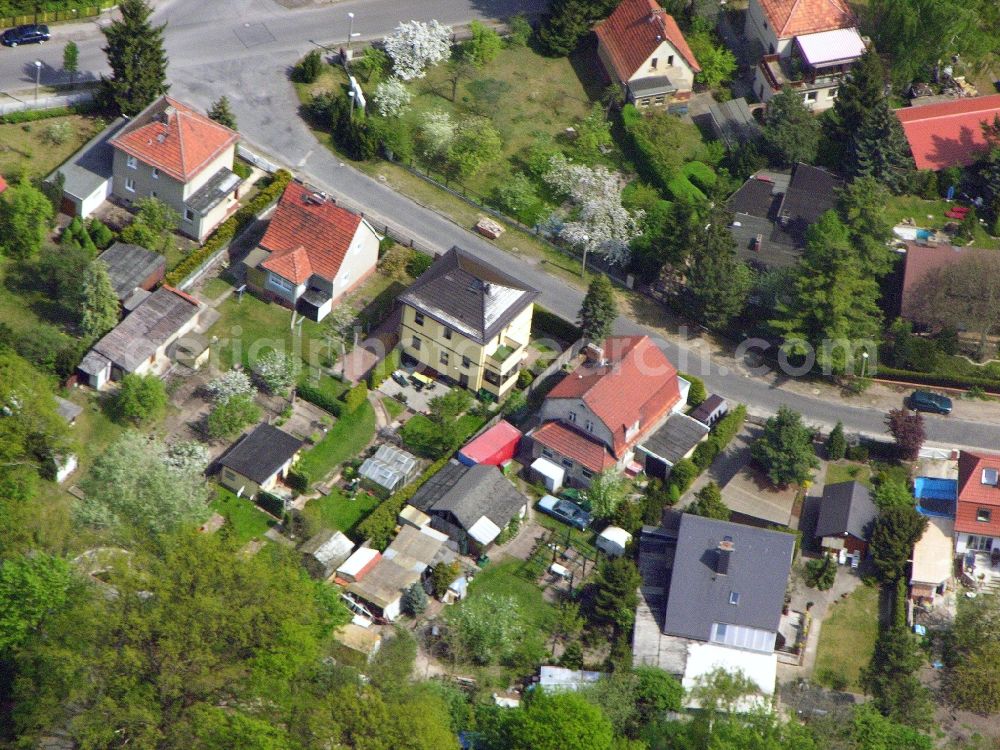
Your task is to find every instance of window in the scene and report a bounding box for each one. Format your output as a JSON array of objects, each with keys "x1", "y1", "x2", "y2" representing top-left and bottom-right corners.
[
  {"x1": 126, "y1": 155, "x2": 137, "y2": 169},
  {"x1": 150, "y1": 191, "x2": 157, "y2": 198},
  {"x1": 978, "y1": 508, "x2": 993, "y2": 523},
  {"x1": 184, "y1": 208, "x2": 195, "y2": 222},
  {"x1": 124, "y1": 177, "x2": 136, "y2": 193},
  {"x1": 639, "y1": 98, "x2": 650, "y2": 107},
  {"x1": 713, "y1": 623, "x2": 728, "y2": 640},
  {"x1": 440, "y1": 352, "x2": 449, "y2": 366},
  {"x1": 654, "y1": 96, "x2": 665, "y2": 105},
  {"x1": 152, "y1": 167, "x2": 159, "y2": 179},
  {"x1": 650, "y1": 57, "x2": 658, "y2": 69},
  {"x1": 969, "y1": 535, "x2": 993, "y2": 551},
  {"x1": 983, "y1": 468, "x2": 999, "y2": 485},
  {"x1": 443, "y1": 327, "x2": 452, "y2": 340},
  {"x1": 541, "y1": 447, "x2": 554, "y2": 459},
  {"x1": 584, "y1": 419, "x2": 594, "y2": 434},
  {"x1": 561, "y1": 458, "x2": 573, "y2": 469},
  {"x1": 581, "y1": 468, "x2": 594, "y2": 479},
  {"x1": 269, "y1": 274, "x2": 293, "y2": 292},
  {"x1": 414, "y1": 312, "x2": 425, "y2": 326},
  {"x1": 729, "y1": 592, "x2": 741, "y2": 605},
  {"x1": 484, "y1": 370, "x2": 501, "y2": 386},
  {"x1": 828, "y1": 87, "x2": 839, "y2": 98},
  {"x1": 462, "y1": 356, "x2": 471, "y2": 369},
  {"x1": 666, "y1": 54, "x2": 674, "y2": 66},
  {"x1": 412, "y1": 336, "x2": 421, "y2": 351},
  {"x1": 805, "y1": 91, "x2": 818, "y2": 102},
  {"x1": 224, "y1": 469, "x2": 236, "y2": 480},
  {"x1": 567, "y1": 411, "x2": 577, "y2": 423}
]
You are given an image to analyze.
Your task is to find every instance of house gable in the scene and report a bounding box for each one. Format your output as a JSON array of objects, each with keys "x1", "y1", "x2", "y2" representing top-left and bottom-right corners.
[
  {"x1": 594, "y1": 0, "x2": 700, "y2": 85},
  {"x1": 955, "y1": 450, "x2": 1000, "y2": 536}
]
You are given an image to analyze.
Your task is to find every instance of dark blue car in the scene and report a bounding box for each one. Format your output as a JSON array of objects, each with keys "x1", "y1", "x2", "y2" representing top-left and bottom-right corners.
[
  {"x1": 537, "y1": 494, "x2": 591, "y2": 531},
  {"x1": 1, "y1": 24, "x2": 50, "y2": 46},
  {"x1": 908, "y1": 390, "x2": 952, "y2": 415}
]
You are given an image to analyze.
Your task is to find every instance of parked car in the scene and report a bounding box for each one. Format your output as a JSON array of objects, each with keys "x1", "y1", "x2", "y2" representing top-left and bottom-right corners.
[
  {"x1": 391, "y1": 370, "x2": 409, "y2": 387},
  {"x1": 908, "y1": 390, "x2": 953, "y2": 415},
  {"x1": 537, "y1": 494, "x2": 591, "y2": 531},
  {"x1": 1, "y1": 24, "x2": 50, "y2": 46}
]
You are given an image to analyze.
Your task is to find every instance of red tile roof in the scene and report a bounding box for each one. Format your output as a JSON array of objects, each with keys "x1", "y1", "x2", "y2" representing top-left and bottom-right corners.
[
  {"x1": 260, "y1": 181, "x2": 365, "y2": 285},
  {"x1": 110, "y1": 96, "x2": 238, "y2": 183},
  {"x1": 594, "y1": 0, "x2": 699, "y2": 81},
  {"x1": 532, "y1": 421, "x2": 618, "y2": 473},
  {"x1": 0, "y1": 174, "x2": 7, "y2": 194},
  {"x1": 547, "y1": 335, "x2": 681, "y2": 456},
  {"x1": 899, "y1": 242, "x2": 996, "y2": 320},
  {"x1": 758, "y1": 0, "x2": 856, "y2": 38},
  {"x1": 955, "y1": 450, "x2": 1000, "y2": 535},
  {"x1": 895, "y1": 95, "x2": 1000, "y2": 171}
]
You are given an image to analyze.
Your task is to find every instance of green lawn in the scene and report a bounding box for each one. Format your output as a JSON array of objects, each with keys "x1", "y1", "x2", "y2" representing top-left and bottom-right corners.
[
  {"x1": 401, "y1": 413, "x2": 486, "y2": 458},
  {"x1": 814, "y1": 583, "x2": 880, "y2": 692},
  {"x1": 534, "y1": 508, "x2": 599, "y2": 557},
  {"x1": 824, "y1": 462, "x2": 872, "y2": 487},
  {"x1": 297, "y1": 401, "x2": 377, "y2": 481},
  {"x1": 303, "y1": 488, "x2": 381, "y2": 537},
  {"x1": 0, "y1": 114, "x2": 104, "y2": 180},
  {"x1": 201, "y1": 275, "x2": 234, "y2": 301},
  {"x1": 209, "y1": 486, "x2": 275, "y2": 544},
  {"x1": 467, "y1": 559, "x2": 556, "y2": 632},
  {"x1": 383, "y1": 398, "x2": 406, "y2": 419},
  {"x1": 884, "y1": 194, "x2": 1000, "y2": 249}
]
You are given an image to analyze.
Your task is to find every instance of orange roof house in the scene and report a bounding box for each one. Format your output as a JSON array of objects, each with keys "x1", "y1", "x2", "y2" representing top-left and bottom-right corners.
[
  {"x1": 247, "y1": 181, "x2": 381, "y2": 322},
  {"x1": 594, "y1": 0, "x2": 699, "y2": 108},
  {"x1": 756, "y1": 0, "x2": 855, "y2": 41},
  {"x1": 895, "y1": 95, "x2": 1000, "y2": 171},
  {"x1": 529, "y1": 336, "x2": 687, "y2": 484},
  {"x1": 955, "y1": 450, "x2": 1000, "y2": 539}
]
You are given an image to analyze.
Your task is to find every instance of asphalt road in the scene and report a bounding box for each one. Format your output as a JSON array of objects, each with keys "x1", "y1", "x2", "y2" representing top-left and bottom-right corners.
[{"x1": 3, "y1": 0, "x2": 1000, "y2": 449}]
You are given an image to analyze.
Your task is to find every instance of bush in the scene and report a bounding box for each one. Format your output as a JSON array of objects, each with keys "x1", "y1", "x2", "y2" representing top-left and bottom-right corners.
[
  {"x1": 517, "y1": 369, "x2": 535, "y2": 388},
  {"x1": 368, "y1": 348, "x2": 401, "y2": 389},
  {"x1": 344, "y1": 381, "x2": 368, "y2": 413},
  {"x1": 667, "y1": 458, "x2": 698, "y2": 494},
  {"x1": 530, "y1": 304, "x2": 581, "y2": 344},
  {"x1": 293, "y1": 49, "x2": 323, "y2": 83},
  {"x1": 681, "y1": 161, "x2": 717, "y2": 192},
  {"x1": 805, "y1": 556, "x2": 837, "y2": 590},
  {"x1": 846, "y1": 445, "x2": 870, "y2": 462},
  {"x1": 0, "y1": 101, "x2": 96, "y2": 124},
  {"x1": 682, "y1": 372, "x2": 707, "y2": 406},
  {"x1": 256, "y1": 491, "x2": 285, "y2": 518},
  {"x1": 506, "y1": 14, "x2": 532, "y2": 46},
  {"x1": 691, "y1": 440, "x2": 719, "y2": 472},
  {"x1": 232, "y1": 160, "x2": 252, "y2": 180},
  {"x1": 711, "y1": 404, "x2": 746, "y2": 446},
  {"x1": 286, "y1": 467, "x2": 311, "y2": 493},
  {"x1": 164, "y1": 170, "x2": 292, "y2": 286}
]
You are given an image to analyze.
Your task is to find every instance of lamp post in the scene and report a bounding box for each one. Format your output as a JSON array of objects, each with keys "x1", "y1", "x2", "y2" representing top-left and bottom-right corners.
[
  {"x1": 33, "y1": 60, "x2": 41, "y2": 104},
  {"x1": 347, "y1": 12, "x2": 355, "y2": 50},
  {"x1": 580, "y1": 234, "x2": 590, "y2": 280},
  {"x1": 861, "y1": 350, "x2": 870, "y2": 380}
]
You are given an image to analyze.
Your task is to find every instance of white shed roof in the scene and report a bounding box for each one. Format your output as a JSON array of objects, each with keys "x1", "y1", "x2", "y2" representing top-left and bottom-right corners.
[
  {"x1": 337, "y1": 546, "x2": 380, "y2": 578},
  {"x1": 598, "y1": 526, "x2": 633, "y2": 548},
  {"x1": 682, "y1": 642, "x2": 777, "y2": 712},
  {"x1": 911, "y1": 516, "x2": 955, "y2": 586},
  {"x1": 796, "y1": 27, "x2": 866, "y2": 67},
  {"x1": 468, "y1": 515, "x2": 503, "y2": 546},
  {"x1": 531, "y1": 457, "x2": 565, "y2": 484}
]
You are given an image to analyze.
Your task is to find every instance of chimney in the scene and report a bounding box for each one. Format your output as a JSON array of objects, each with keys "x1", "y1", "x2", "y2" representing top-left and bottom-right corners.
[
  {"x1": 716, "y1": 538, "x2": 734, "y2": 575},
  {"x1": 752, "y1": 234, "x2": 762, "y2": 253}
]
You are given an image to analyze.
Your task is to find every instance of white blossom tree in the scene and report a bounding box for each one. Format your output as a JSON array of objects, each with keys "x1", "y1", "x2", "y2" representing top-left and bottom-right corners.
[
  {"x1": 251, "y1": 351, "x2": 300, "y2": 394},
  {"x1": 163, "y1": 441, "x2": 211, "y2": 474},
  {"x1": 373, "y1": 77, "x2": 412, "y2": 117},
  {"x1": 205, "y1": 368, "x2": 255, "y2": 405},
  {"x1": 383, "y1": 19, "x2": 452, "y2": 81},
  {"x1": 418, "y1": 109, "x2": 455, "y2": 159},
  {"x1": 543, "y1": 154, "x2": 642, "y2": 271}
]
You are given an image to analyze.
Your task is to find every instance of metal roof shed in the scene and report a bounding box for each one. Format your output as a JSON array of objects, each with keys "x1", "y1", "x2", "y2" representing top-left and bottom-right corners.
[{"x1": 458, "y1": 420, "x2": 522, "y2": 466}]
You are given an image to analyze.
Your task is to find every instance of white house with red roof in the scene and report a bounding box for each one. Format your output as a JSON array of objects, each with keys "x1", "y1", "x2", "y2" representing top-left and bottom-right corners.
[
  {"x1": 954, "y1": 450, "x2": 1000, "y2": 585},
  {"x1": 243, "y1": 181, "x2": 381, "y2": 321},
  {"x1": 528, "y1": 336, "x2": 691, "y2": 487},
  {"x1": 109, "y1": 96, "x2": 242, "y2": 241},
  {"x1": 594, "y1": 0, "x2": 700, "y2": 111},
  {"x1": 745, "y1": 0, "x2": 865, "y2": 112}
]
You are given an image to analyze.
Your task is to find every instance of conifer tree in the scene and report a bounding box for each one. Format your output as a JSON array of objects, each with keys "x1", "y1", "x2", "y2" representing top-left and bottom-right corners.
[
  {"x1": 578, "y1": 273, "x2": 618, "y2": 342},
  {"x1": 98, "y1": 0, "x2": 169, "y2": 116},
  {"x1": 207, "y1": 96, "x2": 237, "y2": 130},
  {"x1": 852, "y1": 100, "x2": 916, "y2": 194},
  {"x1": 80, "y1": 260, "x2": 119, "y2": 341}
]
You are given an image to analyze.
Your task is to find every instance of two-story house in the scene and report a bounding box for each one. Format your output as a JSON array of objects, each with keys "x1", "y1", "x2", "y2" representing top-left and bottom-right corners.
[
  {"x1": 745, "y1": 0, "x2": 865, "y2": 112},
  {"x1": 594, "y1": 0, "x2": 700, "y2": 111},
  {"x1": 954, "y1": 450, "x2": 1000, "y2": 584},
  {"x1": 243, "y1": 181, "x2": 381, "y2": 321},
  {"x1": 528, "y1": 336, "x2": 690, "y2": 487},
  {"x1": 398, "y1": 247, "x2": 538, "y2": 400},
  {"x1": 109, "y1": 96, "x2": 241, "y2": 242}
]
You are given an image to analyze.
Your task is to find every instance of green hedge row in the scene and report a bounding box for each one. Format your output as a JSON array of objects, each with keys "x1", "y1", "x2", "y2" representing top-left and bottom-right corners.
[
  {"x1": 621, "y1": 103, "x2": 673, "y2": 194},
  {"x1": 0, "y1": 100, "x2": 97, "y2": 124},
  {"x1": 355, "y1": 454, "x2": 452, "y2": 550},
  {"x1": 164, "y1": 169, "x2": 293, "y2": 286},
  {"x1": 297, "y1": 381, "x2": 343, "y2": 417},
  {"x1": 368, "y1": 348, "x2": 400, "y2": 389},
  {"x1": 344, "y1": 381, "x2": 368, "y2": 414},
  {"x1": 676, "y1": 404, "x2": 746, "y2": 487},
  {"x1": 873, "y1": 366, "x2": 1000, "y2": 394},
  {"x1": 256, "y1": 491, "x2": 284, "y2": 518},
  {"x1": 530, "y1": 304, "x2": 580, "y2": 345}
]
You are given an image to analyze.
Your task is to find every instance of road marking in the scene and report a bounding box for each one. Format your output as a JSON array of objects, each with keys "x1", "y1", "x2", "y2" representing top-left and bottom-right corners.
[{"x1": 297, "y1": 150, "x2": 312, "y2": 167}]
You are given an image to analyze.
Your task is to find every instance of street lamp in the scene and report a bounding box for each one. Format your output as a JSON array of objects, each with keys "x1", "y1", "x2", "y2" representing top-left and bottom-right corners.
[
  {"x1": 347, "y1": 12, "x2": 355, "y2": 50},
  {"x1": 860, "y1": 350, "x2": 870, "y2": 380},
  {"x1": 33, "y1": 60, "x2": 41, "y2": 104}
]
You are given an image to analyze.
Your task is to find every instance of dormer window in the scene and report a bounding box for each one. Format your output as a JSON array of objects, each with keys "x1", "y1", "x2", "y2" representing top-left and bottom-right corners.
[
  {"x1": 978, "y1": 508, "x2": 992, "y2": 523},
  {"x1": 568, "y1": 411, "x2": 577, "y2": 423},
  {"x1": 983, "y1": 468, "x2": 999, "y2": 486}
]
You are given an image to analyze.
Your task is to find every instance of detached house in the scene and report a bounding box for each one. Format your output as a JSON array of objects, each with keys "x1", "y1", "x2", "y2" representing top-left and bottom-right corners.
[
  {"x1": 243, "y1": 181, "x2": 382, "y2": 321},
  {"x1": 109, "y1": 96, "x2": 242, "y2": 242},
  {"x1": 398, "y1": 247, "x2": 539, "y2": 399},
  {"x1": 954, "y1": 451, "x2": 1000, "y2": 583},
  {"x1": 595, "y1": 0, "x2": 700, "y2": 111},
  {"x1": 745, "y1": 0, "x2": 865, "y2": 112},
  {"x1": 815, "y1": 480, "x2": 877, "y2": 564},
  {"x1": 217, "y1": 423, "x2": 304, "y2": 500},
  {"x1": 528, "y1": 336, "x2": 690, "y2": 487}
]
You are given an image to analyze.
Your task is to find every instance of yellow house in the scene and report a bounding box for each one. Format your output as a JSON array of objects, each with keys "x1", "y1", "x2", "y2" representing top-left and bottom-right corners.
[{"x1": 398, "y1": 247, "x2": 538, "y2": 399}]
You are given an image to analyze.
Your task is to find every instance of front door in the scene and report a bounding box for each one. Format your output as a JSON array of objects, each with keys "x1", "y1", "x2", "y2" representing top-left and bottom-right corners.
[{"x1": 459, "y1": 373, "x2": 469, "y2": 388}]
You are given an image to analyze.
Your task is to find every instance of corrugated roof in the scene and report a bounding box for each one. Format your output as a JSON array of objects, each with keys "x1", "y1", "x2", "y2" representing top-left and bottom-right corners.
[
  {"x1": 757, "y1": 0, "x2": 856, "y2": 39},
  {"x1": 594, "y1": 0, "x2": 699, "y2": 82},
  {"x1": 259, "y1": 181, "x2": 366, "y2": 285},
  {"x1": 218, "y1": 423, "x2": 303, "y2": 485},
  {"x1": 97, "y1": 242, "x2": 166, "y2": 300},
  {"x1": 895, "y1": 94, "x2": 1000, "y2": 171},
  {"x1": 638, "y1": 412, "x2": 709, "y2": 466},
  {"x1": 795, "y1": 27, "x2": 866, "y2": 66}
]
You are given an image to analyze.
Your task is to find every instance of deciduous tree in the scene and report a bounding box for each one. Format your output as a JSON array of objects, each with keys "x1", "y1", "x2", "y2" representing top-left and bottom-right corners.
[
  {"x1": 886, "y1": 408, "x2": 925, "y2": 461},
  {"x1": 0, "y1": 178, "x2": 54, "y2": 259},
  {"x1": 119, "y1": 196, "x2": 179, "y2": 254},
  {"x1": 446, "y1": 592, "x2": 525, "y2": 665},
  {"x1": 687, "y1": 27, "x2": 737, "y2": 90},
  {"x1": 578, "y1": 273, "x2": 617, "y2": 342},
  {"x1": 205, "y1": 368, "x2": 256, "y2": 405},
  {"x1": 585, "y1": 470, "x2": 627, "y2": 520},
  {"x1": 750, "y1": 406, "x2": 819, "y2": 488},
  {"x1": 460, "y1": 21, "x2": 503, "y2": 67},
  {"x1": 252, "y1": 350, "x2": 299, "y2": 394},
  {"x1": 485, "y1": 690, "x2": 614, "y2": 750},
  {"x1": 115, "y1": 373, "x2": 167, "y2": 425},
  {"x1": 62, "y1": 40, "x2": 79, "y2": 88},
  {"x1": 0, "y1": 553, "x2": 72, "y2": 653},
  {"x1": 207, "y1": 392, "x2": 261, "y2": 439},
  {"x1": 98, "y1": 0, "x2": 169, "y2": 116},
  {"x1": 373, "y1": 77, "x2": 412, "y2": 117}
]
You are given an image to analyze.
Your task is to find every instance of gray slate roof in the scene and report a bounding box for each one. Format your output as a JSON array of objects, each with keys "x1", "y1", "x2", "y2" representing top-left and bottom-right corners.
[
  {"x1": 409, "y1": 460, "x2": 527, "y2": 533},
  {"x1": 662, "y1": 514, "x2": 795, "y2": 641},
  {"x1": 639, "y1": 412, "x2": 709, "y2": 466},
  {"x1": 398, "y1": 247, "x2": 539, "y2": 345},
  {"x1": 218, "y1": 423, "x2": 303, "y2": 485},
  {"x1": 88, "y1": 286, "x2": 201, "y2": 373},
  {"x1": 46, "y1": 117, "x2": 127, "y2": 200},
  {"x1": 97, "y1": 242, "x2": 166, "y2": 300},
  {"x1": 708, "y1": 97, "x2": 761, "y2": 149},
  {"x1": 816, "y1": 480, "x2": 877, "y2": 541}
]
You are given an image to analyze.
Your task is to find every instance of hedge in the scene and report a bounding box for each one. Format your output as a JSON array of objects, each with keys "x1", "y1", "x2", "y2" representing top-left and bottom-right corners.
[
  {"x1": 681, "y1": 161, "x2": 717, "y2": 192},
  {"x1": 368, "y1": 347, "x2": 400, "y2": 389},
  {"x1": 255, "y1": 491, "x2": 285, "y2": 518},
  {"x1": 344, "y1": 381, "x2": 368, "y2": 414},
  {"x1": 669, "y1": 404, "x2": 746, "y2": 492},
  {"x1": 297, "y1": 381, "x2": 343, "y2": 417},
  {"x1": 872, "y1": 365, "x2": 1000, "y2": 394},
  {"x1": 666, "y1": 174, "x2": 706, "y2": 203},
  {"x1": 0, "y1": 100, "x2": 97, "y2": 124},
  {"x1": 531, "y1": 304, "x2": 580, "y2": 345},
  {"x1": 680, "y1": 371, "x2": 706, "y2": 406},
  {"x1": 286, "y1": 467, "x2": 311, "y2": 493},
  {"x1": 164, "y1": 169, "x2": 293, "y2": 286},
  {"x1": 356, "y1": 454, "x2": 452, "y2": 550}
]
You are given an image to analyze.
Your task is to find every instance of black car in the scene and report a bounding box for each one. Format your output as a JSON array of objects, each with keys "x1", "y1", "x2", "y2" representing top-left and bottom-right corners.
[
  {"x1": 1, "y1": 24, "x2": 50, "y2": 46},
  {"x1": 908, "y1": 390, "x2": 953, "y2": 415}
]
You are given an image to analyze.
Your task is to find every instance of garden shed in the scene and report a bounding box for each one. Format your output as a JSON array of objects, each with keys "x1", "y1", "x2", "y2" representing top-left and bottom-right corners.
[{"x1": 457, "y1": 420, "x2": 522, "y2": 467}]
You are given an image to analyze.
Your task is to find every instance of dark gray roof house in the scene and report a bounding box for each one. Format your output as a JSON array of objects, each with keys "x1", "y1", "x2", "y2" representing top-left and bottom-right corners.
[
  {"x1": 636, "y1": 413, "x2": 710, "y2": 480},
  {"x1": 398, "y1": 247, "x2": 539, "y2": 345},
  {"x1": 816, "y1": 481, "x2": 878, "y2": 543},
  {"x1": 97, "y1": 242, "x2": 166, "y2": 301},
  {"x1": 727, "y1": 163, "x2": 841, "y2": 270},
  {"x1": 218, "y1": 423, "x2": 304, "y2": 486},
  {"x1": 662, "y1": 514, "x2": 795, "y2": 652},
  {"x1": 408, "y1": 460, "x2": 529, "y2": 551}
]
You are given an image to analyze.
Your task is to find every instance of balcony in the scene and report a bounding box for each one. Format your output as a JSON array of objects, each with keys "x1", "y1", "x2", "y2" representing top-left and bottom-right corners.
[
  {"x1": 487, "y1": 339, "x2": 525, "y2": 374},
  {"x1": 758, "y1": 54, "x2": 850, "y2": 94}
]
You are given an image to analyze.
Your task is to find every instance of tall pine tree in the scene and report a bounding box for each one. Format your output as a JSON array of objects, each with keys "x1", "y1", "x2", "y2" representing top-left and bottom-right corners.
[
  {"x1": 686, "y1": 209, "x2": 752, "y2": 331},
  {"x1": 207, "y1": 96, "x2": 237, "y2": 130},
  {"x1": 852, "y1": 100, "x2": 915, "y2": 194},
  {"x1": 836, "y1": 176, "x2": 895, "y2": 277},
  {"x1": 578, "y1": 273, "x2": 618, "y2": 342},
  {"x1": 98, "y1": 0, "x2": 169, "y2": 117},
  {"x1": 80, "y1": 260, "x2": 120, "y2": 341},
  {"x1": 829, "y1": 48, "x2": 886, "y2": 145}
]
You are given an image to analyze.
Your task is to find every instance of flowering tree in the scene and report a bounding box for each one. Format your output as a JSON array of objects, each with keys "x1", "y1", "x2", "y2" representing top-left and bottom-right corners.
[
  {"x1": 205, "y1": 368, "x2": 255, "y2": 405},
  {"x1": 544, "y1": 154, "x2": 642, "y2": 269},
  {"x1": 163, "y1": 441, "x2": 211, "y2": 474},
  {"x1": 418, "y1": 110, "x2": 455, "y2": 159},
  {"x1": 251, "y1": 351, "x2": 300, "y2": 394},
  {"x1": 373, "y1": 77, "x2": 412, "y2": 117},
  {"x1": 383, "y1": 20, "x2": 452, "y2": 81}
]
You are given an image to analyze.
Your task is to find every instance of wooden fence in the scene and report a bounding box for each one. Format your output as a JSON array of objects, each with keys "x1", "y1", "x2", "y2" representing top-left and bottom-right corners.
[{"x1": 0, "y1": 2, "x2": 114, "y2": 26}]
